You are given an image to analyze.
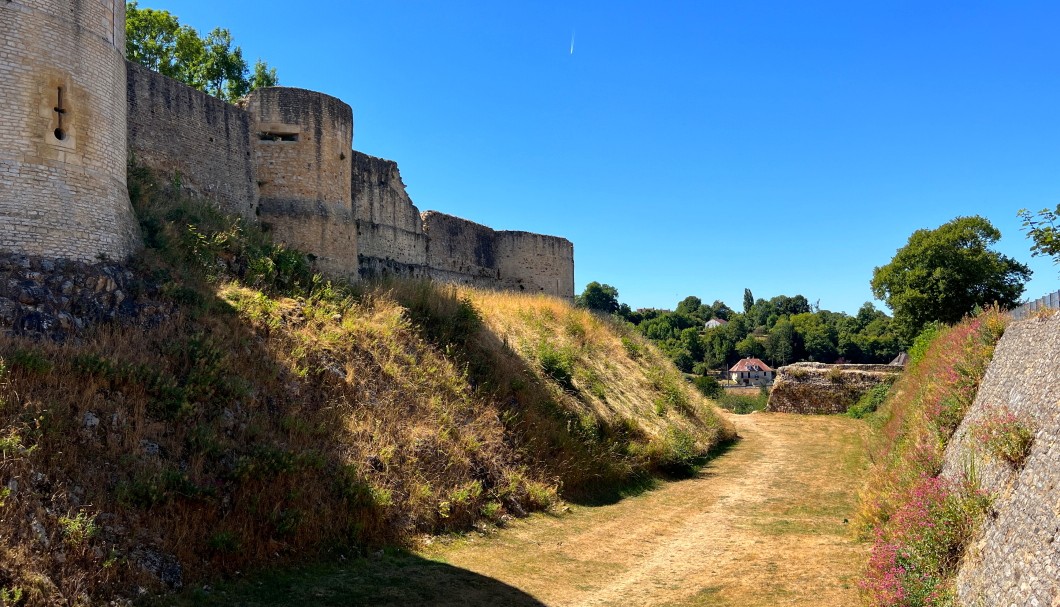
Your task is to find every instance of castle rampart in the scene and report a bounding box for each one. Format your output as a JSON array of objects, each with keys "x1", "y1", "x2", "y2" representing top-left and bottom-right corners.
[
  {"x1": 247, "y1": 88, "x2": 356, "y2": 280},
  {"x1": 495, "y1": 231, "x2": 576, "y2": 298},
  {"x1": 126, "y1": 61, "x2": 258, "y2": 221},
  {"x1": 352, "y1": 152, "x2": 428, "y2": 278},
  {"x1": 0, "y1": 0, "x2": 140, "y2": 261},
  {"x1": 766, "y1": 362, "x2": 901, "y2": 414},
  {"x1": 422, "y1": 211, "x2": 502, "y2": 287},
  {"x1": 2, "y1": 7, "x2": 574, "y2": 297},
  {"x1": 939, "y1": 314, "x2": 1060, "y2": 604},
  {"x1": 422, "y1": 212, "x2": 576, "y2": 297}
]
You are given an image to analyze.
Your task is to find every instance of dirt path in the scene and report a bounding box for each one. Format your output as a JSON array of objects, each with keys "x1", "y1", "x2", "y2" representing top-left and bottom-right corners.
[{"x1": 426, "y1": 412, "x2": 870, "y2": 607}]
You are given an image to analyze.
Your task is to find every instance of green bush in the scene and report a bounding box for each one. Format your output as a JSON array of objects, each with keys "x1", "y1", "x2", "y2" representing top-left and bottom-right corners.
[
  {"x1": 537, "y1": 342, "x2": 575, "y2": 390},
  {"x1": 908, "y1": 322, "x2": 941, "y2": 365},
  {"x1": 7, "y1": 348, "x2": 52, "y2": 375},
  {"x1": 971, "y1": 406, "x2": 1035, "y2": 468},
  {"x1": 621, "y1": 337, "x2": 642, "y2": 359},
  {"x1": 717, "y1": 388, "x2": 768, "y2": 414},
  {"x1": 848, "y1": 383, "x2": 891, "y2": 419},
  {"x1": 692, "y1": 375, "x2": 723, "y2": 399},
  {"x1": 656, "y1": 428, "x2": 700, "y2": 475},
  {"x1": 58, "y1": 511, "x2": 98, "y2": 546}
]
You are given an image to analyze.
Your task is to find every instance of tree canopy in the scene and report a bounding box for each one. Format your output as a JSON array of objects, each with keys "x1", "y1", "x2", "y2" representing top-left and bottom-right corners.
[
  {"x1": 126, "y1": 1, "x2": 278, "y2": 102},
  {"x1": 576, "y1": 282, "x2": 620, "y2": 314},
  {"x1": 579, "y1": 280, "x2": 902, "y2": 375},
  {"x1": 1019, "y1": 205, "x2": 1060, "y2": 272},
  {"x1": 871, "y1": 216, "x2": 1030, "y2": 340}
]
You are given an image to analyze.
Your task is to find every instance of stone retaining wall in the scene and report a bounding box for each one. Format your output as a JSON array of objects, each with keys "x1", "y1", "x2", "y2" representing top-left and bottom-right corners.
[{"x1": 939, "y1": 313, "x2": 1060, "y2": 606}]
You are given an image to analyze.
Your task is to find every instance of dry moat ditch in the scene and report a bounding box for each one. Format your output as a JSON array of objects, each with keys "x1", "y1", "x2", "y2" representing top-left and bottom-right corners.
[{"x1": 164, "y1": 411, "x2": 870, "y2": 607}]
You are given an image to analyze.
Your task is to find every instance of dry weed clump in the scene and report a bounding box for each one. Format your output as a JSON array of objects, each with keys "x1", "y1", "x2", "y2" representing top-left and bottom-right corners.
[{"x1": 0, "y1": 164, "x2": 734, "y2": 605}]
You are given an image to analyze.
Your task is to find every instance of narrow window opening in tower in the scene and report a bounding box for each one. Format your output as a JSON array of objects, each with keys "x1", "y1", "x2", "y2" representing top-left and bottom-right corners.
[
  {"x1": 259, "y1": 131, "x2": 298, "y2": 142},
  {"x1": 53, "y1": 87, "x2": 67, "y2": 141}
]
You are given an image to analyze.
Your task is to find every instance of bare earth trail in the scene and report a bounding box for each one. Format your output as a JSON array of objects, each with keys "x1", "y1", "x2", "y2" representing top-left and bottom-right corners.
[{"x1": 426, "y1": 412, "x2": 870, "y2": 607}]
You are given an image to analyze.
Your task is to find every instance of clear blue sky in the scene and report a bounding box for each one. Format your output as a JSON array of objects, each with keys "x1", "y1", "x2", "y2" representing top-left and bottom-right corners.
[{"x1": 137, "y1": 0, "x2": 1060, "y2": 314}]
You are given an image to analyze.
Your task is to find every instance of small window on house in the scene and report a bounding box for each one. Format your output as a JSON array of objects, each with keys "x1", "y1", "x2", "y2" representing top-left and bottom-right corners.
[{"x1": 259, "y1": 131, "x2": 299, "y2": 142}]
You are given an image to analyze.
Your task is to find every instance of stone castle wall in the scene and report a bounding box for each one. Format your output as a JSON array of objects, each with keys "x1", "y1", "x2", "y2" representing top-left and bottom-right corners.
[
  {"x1": 495, "y1": 231, "x2": 575, "y2": 299},
  {"x1": 421, "y1": 212, "x2": 576, "y2": 297},
  {"x1": 0, "y1": 0, "x2": 140, "y2": 261},
  {"x1": 247, "y1": 88, "x2": 356, "y2": 280},
  {"x1": 422, "y1": 211, "x2": 502, "y2": 287},
  {"x1": 2, "y1": 8, "x2": 574, "y2": 297},
  {"x1": 766, "y1": 362, "x2": 901, "y2": 414},
  {"x1": 126, "y1": 62, "x2": 258, "y2": 220},
  {"x1": 352, "y1": 152, "x2": 428, "y2": 278},
  {"x1": 939, "y1": 314, "x2": 1060, "y2": 605}
]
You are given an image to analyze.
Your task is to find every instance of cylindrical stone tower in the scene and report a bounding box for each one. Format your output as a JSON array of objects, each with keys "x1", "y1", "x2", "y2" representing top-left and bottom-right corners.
[
  {"x1": 0, "y1": 0, "x2": 141, "y2": 261},
  {"x1": 247, "y1": 87, "x2": 356, "y2": 280}
]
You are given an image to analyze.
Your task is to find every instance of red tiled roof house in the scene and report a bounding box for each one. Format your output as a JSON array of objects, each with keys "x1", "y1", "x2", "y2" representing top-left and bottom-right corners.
[{"x1": 729, "y1": 357, "x2": 774, "y2": 386}]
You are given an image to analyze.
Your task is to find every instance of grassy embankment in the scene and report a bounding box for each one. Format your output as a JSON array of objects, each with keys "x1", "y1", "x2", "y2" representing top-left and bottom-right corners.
[
  {"x1": 0, "y1": 166, "x2": 733, "y2": 604},
  {"x1": 853, "y1": 308, "x2": 1008, "y2": 606}
]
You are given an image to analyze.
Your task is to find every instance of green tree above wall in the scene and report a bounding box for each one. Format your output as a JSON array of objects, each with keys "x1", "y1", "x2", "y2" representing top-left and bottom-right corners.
[
  {"x1": 871, "y1": 215, "x2": 1030, "y2": 341},
  {"x1": 126, "y1": 1, "x2": 278, "y2": 102}
]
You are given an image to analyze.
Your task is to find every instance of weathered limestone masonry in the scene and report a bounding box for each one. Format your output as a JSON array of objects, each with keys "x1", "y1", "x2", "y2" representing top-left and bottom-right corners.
[
  {"x1": 126, "y1": 62, "x2": 257, "y2": 221},
  {"x1": 422, "y1": 212, "x2": 575, "y2": 298},
  {"x1": 351, "y1": 157, "x2": 575, "y2": 296},
  {"x1": 125, "y1": 73, "x2": 574, "y2": 297},
  {"x1": 422, "y1": 211, "x2": 504, "y2": 288},
  {"x1": 940, "y1": 314, "x2": 1060, "y2": 606},
  {"x1": 766, "y1": 362, "x2": 901, "y2": 414},
  {"x1": 3, "y1": 5, "x2": 574, "y2": 296},
  {"x1": 494, "y1": 230, "x2": 575, "y2": 299},
  {"x1": 246, "y1": 88, "x2": 356, "y2": 280},
  {"x1": 352, "y1": 151, "x2": 429, "y2": 278},
  {"x1": 0, "y1": 0, "x2": 140, "y2": 261}
]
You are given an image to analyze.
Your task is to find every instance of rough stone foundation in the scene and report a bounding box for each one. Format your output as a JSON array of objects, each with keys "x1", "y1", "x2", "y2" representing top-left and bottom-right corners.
[{"x1": 766, "y1": 362, "x2": 901, "y2": 414}]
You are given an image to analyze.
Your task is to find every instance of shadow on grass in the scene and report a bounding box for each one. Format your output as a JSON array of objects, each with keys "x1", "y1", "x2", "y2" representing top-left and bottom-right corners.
[
  {"x1": 152, "y1": 550, "x2": 545, "y2": 607},
  {"x1": 565, "y1": 432, "x2": 743, "y2": 508}
]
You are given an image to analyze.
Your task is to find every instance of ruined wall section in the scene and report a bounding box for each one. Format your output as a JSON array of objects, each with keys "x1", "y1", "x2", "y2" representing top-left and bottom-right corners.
[
  {"x1": 351, "y1": 152, "x2": 428, "y2": 278},
  {"x1": 422, "y1": 211, "x2": 501, "y2": 288},
  {"x1": 126, "y1": 62, "x2": 257, "y2": 220},
  {"x1": 766, "y1": 362, "x2": 901, "y2": 414},
  {"x1": 0, "y1": 0, "x2": 140, "y2": 261},
  {"x1": 247, "y1": 88, "x2": 356, "y2": 280},
  {"x1": 495, "y1": 231, "x2": 575, "y2": 299},
  {"x1": 939, "y1": 314, "x2": 1060, "y2": 606},
  {"x1": 421, "y1": 212, "x2": 575, "y2": 298}
]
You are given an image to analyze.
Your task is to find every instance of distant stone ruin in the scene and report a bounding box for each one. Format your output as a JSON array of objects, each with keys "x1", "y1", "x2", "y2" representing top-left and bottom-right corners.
[{"x1": 766, "y1": 362, "x2": 902, "y2": 414}]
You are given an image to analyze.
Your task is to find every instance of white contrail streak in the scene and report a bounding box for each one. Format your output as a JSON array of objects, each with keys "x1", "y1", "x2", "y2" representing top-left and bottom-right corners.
[{"x1": 570, "y1": 30, "x2": 575, "y2": 55}]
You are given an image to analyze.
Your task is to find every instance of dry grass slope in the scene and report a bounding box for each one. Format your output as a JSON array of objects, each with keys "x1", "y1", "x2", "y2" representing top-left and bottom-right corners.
[{"x1": 0, "y1": 167, "x2": 733, "y2": 605}]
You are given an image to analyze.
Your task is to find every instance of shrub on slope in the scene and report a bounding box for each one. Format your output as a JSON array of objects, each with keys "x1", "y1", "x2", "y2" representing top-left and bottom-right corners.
[{"x1": 0, "y1": 167, "x2": 732, "y2": 604}]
